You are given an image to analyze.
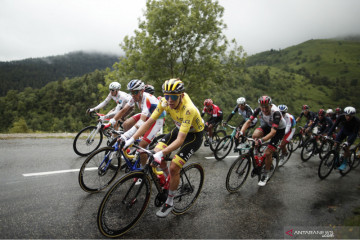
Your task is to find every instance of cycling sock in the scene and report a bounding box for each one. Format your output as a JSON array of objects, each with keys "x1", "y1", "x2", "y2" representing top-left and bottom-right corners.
[{"x1": 165, "y1": 190, "x2": 175, "y2": 206}]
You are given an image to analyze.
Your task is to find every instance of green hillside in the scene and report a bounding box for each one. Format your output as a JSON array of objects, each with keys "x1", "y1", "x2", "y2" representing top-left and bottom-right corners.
[{"x1": 0, "y1": 38, "x2": 359, "y2": 133}]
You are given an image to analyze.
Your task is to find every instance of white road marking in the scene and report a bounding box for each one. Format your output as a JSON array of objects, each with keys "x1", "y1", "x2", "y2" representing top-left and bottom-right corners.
[
  {"x1": 205, "y1": 155, "x2": 238, "y2": 159},
  {"x1": 23, "y1": 167, "x2": 97, "y2": 177}
]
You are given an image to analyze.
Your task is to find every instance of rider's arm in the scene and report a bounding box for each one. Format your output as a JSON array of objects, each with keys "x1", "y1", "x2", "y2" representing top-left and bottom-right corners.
[
  {"x1": 123, "y1": 114, "x2": 148, "y2": 139},
  {"x1": 93, "y1": 94, "x2": 111, "y2": 111},
  {"x1": 327, "y1": 115, "x2": 342, "y2": 135},
  {"x1": 295, "y1": 112, "x2": 303, "y2": 123},
  {"x1": 162, "y1": 131, "x2": 187, "y2": 156},
  {"x1": 113, "y1": 103, "x2": 132, "y2": 122},
  {"x1": 240, "y1": 107, "x2": 259, "y2": 133},
  {"x1": 225, "y1": 106, "x2": 238, "y2": 123},
  {"x1": 262, "y1": 111, "x2": 281, "y2": 142},
  {"x1": 130, "y1": 116, "x2": 156, "y2": 140}
]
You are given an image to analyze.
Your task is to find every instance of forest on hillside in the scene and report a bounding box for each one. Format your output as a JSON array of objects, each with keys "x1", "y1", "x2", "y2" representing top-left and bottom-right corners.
[{"x1": 0, "y1": 51, "x2": 119, "y2": 96}]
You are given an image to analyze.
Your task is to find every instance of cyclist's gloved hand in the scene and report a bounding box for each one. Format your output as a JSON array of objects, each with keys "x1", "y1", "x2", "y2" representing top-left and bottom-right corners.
[
  {"x1": 343, "y1": 142, "x2": 349, "y2": 147},
  {"x1": 99, "y1": 115, "x2": 105, "y2": 122},
  {"x1": 222, "y1": 121, "x2": 227, "y2": 126},
  {"x1": 255, "y1": 138, "x2": 263, "y2": 146},
  {"x1": 123, "y1": 137, "x2": 134, "y2": 149},
  {"x1": 86, "y1": 108, "x2": 94, "y2": 114},
  {"x1": 153, "y1": 151, "x2": 164, "y2": 166}
]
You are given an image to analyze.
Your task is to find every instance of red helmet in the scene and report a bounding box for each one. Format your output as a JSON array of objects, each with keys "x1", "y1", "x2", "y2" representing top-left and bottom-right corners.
[
  {"x1": 204, "y1": 99, "x2": 213, "y2": 107},
  {"x1": 258, "y1": 96, "x2": 272, "y2": 106},
  {"x1": 335, "y1": 107, "x2": 342, "y2": 113},
  {"x1": 302, "y1": 105, "x2": 309, "y2": 110},
  {"x1": 318, "y1": 109, "x2": 325, "y2": 116}
]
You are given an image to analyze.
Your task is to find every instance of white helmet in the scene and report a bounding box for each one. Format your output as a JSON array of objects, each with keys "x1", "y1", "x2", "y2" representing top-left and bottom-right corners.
[
  {"x1": 344, "y1": 106, "x2": 356, "y2": 115},
  {"x1": 109, "y1": 82, "x2": 121, "y2": 91},
  {"x1": 326, "y1": 109, "x2": 333, "y2": 114},
  {"x1": 127, "y1": 79, "x2": 145, "y2": 91},
  {"x1": 237, "y1": 97, "x2": 246, "y2": 105}
]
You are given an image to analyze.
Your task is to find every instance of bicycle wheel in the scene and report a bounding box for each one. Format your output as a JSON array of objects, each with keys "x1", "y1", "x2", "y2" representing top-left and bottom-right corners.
[
  {"x1": 319, "y1": 140, "x2": 333, "y2": 160},
  {"x1": 209, "y1": 130, "x2": 227, "y2": 152},
  {"x1": 172, "y1": 163, "x2": 204, "y2": 215},
  {"x1": 351, "y1": 145, "x2": 360, "y2": 169},
  {"x1": 73, "y1": 126, "x2": 103, "y2": 156},
  {"x1": 214, "y1": 136, "x2": 233, "y2": 160},
  {"x1": 79, "y1": 147, "x2": 121, "y2": 193},
  {"x1": 258, "y1": 151, "x2": 279, "y2": 182},
  {"x1": 148, "y1": 134, "x2": 166, "y2": 150},
  {"x1": 226, "y1": 154, "x2": 251, "y2": 193},
  {"x1": 97, "y1": 172, "x2": 151, "y2": 238},
  {"x1": 278, "y1": 143, "x2": 293, "y2": 167},
  {"x1": 300, "y1": 139, "x2": 315, "y2": 162},
  {"x1": 318, "y1": 151, "x2": 336, "y2": 180},
  {"x1": 292, "y1": 133, "x2": 302, "y2": 151},
  {"x1": 340, "y1": 154, "x2": 354, "y2": 176}
]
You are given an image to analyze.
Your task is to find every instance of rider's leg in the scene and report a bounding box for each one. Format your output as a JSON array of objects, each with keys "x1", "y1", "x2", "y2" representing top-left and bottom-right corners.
[{"x1": 123, "y1": 116, "x2": 137, "y2": 131}]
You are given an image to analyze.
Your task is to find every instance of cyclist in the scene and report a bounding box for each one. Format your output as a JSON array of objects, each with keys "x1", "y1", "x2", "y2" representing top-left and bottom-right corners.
[
  {"x1": 310, "y1": 109, "x2": 333, "y2": 135},
  {"x1": 296, "y1": 105, "x2": 316, "y2": 136},
  {"x1": 201, "y1": 99, "x2": 223, "y2": 146},
  {"x1": 123, "y1": 78, "x2": 204, "y2": 217},
  {"x1": 86, "y1": 82, "x2": 132, "y2": 127},
  {"x1": 223, "y1": 97, "x2": 258, "y2": 151},
  {"x1": 326, "y1": 109, "x2": 336, "y2": 123},
  {"x1": 278, "y1": 105, "x2": 296, "y2": 165},
  {"x1": 327, "y1": 106, "x2": 360, "y2": 170},
  {"x1": 144, "y1": 84, "x2": 155, "y2": 95},
  {"x1": 106, "y1": 80, "x2": 165, "y2": 165},
  {"x1": 335, "y1": 107, "x2": 342, "y2": 119},
  {"x1": 239, "y1": 96, "x2": 286, "y2": 186}
]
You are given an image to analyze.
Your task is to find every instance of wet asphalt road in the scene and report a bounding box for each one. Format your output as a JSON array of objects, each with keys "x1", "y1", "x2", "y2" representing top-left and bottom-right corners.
[{"x1": 0, "y1": 138, "x2": 359, "y2": 239}]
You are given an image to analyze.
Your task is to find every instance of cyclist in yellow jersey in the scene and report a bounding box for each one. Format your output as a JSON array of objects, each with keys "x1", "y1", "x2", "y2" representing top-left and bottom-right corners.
[{"x1": 123, "y1": 78, "x2": 204, "y2": 218}]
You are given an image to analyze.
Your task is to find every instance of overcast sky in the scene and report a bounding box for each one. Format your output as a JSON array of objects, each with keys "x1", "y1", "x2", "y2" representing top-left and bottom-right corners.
[{"x1": 1, "y1": 0, "x2": 360, "y2": 61}]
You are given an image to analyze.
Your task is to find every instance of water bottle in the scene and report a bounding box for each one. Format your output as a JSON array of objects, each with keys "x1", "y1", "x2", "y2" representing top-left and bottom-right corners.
[
  {"x1": 255, "y1": 154, "x2": 265, "y2": 167},
  {"x1": 157, "y1": 174, "x2": 166, "y2": 187}
]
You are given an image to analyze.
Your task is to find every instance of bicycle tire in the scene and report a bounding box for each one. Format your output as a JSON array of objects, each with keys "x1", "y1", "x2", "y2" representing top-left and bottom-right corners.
[
  {"x1": 300, "y1": 139, "x2": 315, "y2": 162},
  {"x1": 292, "y1": 133, "x2": 302, "y2": 151},
  {"x1": 226, "y1": 154, "x2": 251, "y2": 193},
  {"x1": 172, "y1": 163, "x2": 204, "y2": 215},
  {"x1": 97, "y1": 171, "x2": 151, "y2": 238},
  {"x1": 319, "y1": 139, "x2": 333, "y2": 160},
  {"x1": 258, "y1": 151, "x2": 279, "y2": 182},
  {"x1": 318, "y1": 150, "x2": 336, "y2": 180},
  {"x1": 340, "y1": 153, "x2": 354, "y2": 176},
  {"x1": 79, "y1": 146, "x2": 121, "y2": 193},
  {"x1": 73, "y1": 126, "x2": 103, "y2": 156},
  {"x1": 209, "y1": 130, "x2": 227, "y2": 152},
  {"x1": 278, "y1": 142, "x2": 293, "y2": 167},
  {"x1": 351, "y1": 145, "x2": 360, "y2": 169},
  {"x1": 214, "y1": 135, "x2": 233, "y2": 160}
]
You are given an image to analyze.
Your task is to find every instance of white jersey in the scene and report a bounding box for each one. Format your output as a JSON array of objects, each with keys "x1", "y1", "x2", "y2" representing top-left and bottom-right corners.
[
  {"x1": 94, "y1": 91, "x2": 132, "y2": 113},
  {"x1": 128, "y1": 92, "x2": 165, "y2": 118},
  {"x1": 253, "y1": 104, "x2": 286, "y2": 129}
]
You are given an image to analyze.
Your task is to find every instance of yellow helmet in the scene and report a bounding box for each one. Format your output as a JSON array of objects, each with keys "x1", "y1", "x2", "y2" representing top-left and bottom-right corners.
[{"x1": 162, "y1": 78, "x2": 185, "y2": 94}]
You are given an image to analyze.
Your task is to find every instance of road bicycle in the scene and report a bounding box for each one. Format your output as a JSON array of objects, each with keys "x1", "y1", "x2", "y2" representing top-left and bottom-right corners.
[
  {"x1": 318, "y1": 141, "x2": 355, "y2": 179},
  {"x1": 97, "y1": 144, "x2": 204, "y2": 238},
  {"x1": 73, "y1": 112, "x2": 120, "y2": 157},
  {"x1": 79, "y1": 133, "x2": 166, "y2": 193},
  {"x1": 203, "y1": 122, "x2": 226, "y2": 152},
  {"x1": 225, "y1": 137, "x2": 279, "y2": 193},
  {"x1": 213, "y1": 124, "x2": 251, "y2": 160},
  {"x1": 292, "y1": 127, "x2": 312, "y2": 151},
  {"x1": 300, "y1": 133, "x2": 333, "y2": 162}
]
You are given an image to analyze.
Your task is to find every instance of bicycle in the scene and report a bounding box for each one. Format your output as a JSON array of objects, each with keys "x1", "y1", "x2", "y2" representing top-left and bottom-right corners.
[
  {"x1": 318, "y1": 141, "x2": 355, "y2": 179},
  {"x1": 225, "y1": 137, "x2": 279, "y2": 193},
  {"x1": 292, "y1": 127, "x2": 311, "y2": 151},
  {"x1": 97, "y1": 145, "x2": 205, "y2": 238},
  {"x1": 203, "y1": 122, "x2": 226, "y2": 152},
  {"x1": 300, "y1": 133, "x2": 333, "y2": 162},
  {"x1": 73, "y1": 112, "x2": 120, "y2": 157},
  {"x1": 79, "y1": 133, "x2": 166, "y2": 193},
  {"x1": 350, "y1": 142, "x2": 360, "y2": 169}
]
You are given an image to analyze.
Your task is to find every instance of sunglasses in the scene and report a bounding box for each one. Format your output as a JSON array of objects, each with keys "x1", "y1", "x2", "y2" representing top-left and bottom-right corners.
[
  {"x1": 110, "y1": 89, "x2": 116, "y2": 92},
  {"x1": 131, "y1": 90, "x2": 140, "y2": 95},
  {"x1": 164, "y1": 95, "x2": 180, "y2": 101}
]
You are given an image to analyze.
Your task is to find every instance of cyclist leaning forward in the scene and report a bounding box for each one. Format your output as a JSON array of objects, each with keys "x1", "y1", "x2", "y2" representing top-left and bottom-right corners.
[
  {"x1": 223, "y1": 97, "x2": 258, "y2": 152},
  {"x1": 201, "y1": 99, "x2": 223, "y2": 145},
  {"x1": 239, "y1": 96, "x2": 286, "y2": 187},
  {"x1": 123, "y1": 78, "x2": 204, "y2": 218},
  {"x1": 327, "y1": 106, "x2": 360, "y2": 170}
]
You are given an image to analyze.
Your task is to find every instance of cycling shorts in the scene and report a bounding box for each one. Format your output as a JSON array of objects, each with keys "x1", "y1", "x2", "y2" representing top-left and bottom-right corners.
[
  {"x1": 335, "y1": 127, "x2": 357, "y2": 146},
  {"x1": 132, "y1": 113, "x2": 163, "y2": 144},
  {"x1": 155, "y1": 127, "x2": 204, "y2": 168},
  {"x1": 256, "y1": 126, "x2": 285, "y2": 149},
  {"x1": 282, "y1": 128, "x2": 295, "y2": 143},
  {"x1": 206, "y1": 116, "x2": 223, "y2": 127}
]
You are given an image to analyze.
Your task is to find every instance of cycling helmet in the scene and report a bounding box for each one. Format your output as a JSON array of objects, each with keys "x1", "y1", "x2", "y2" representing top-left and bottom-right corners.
[
  {"x1": 144, "y1": 85, "x2": 155, "y2": 95},
  {"x1": 326, "y1": 109, "x2": 333, "y2": 114},
  {"x1": 318, "y1": 109, "x2": 325, "y2": 116},
  {"x1": 258, "y1": 96, "x2": 272, "y2": 106},
  {"x1": 236, "y1": 97, "x2": 246, "y2": 105},
  {"x1": 162, "y1": 78, "x2": 185, "y2": 94},
  {"x1": 278, "y1": 105, "x2": 288, "y2": 113},
  {"x1": 109, "y1": 82, "x2": 121, "y2": 91},
  {"x1": 302, "y1": 105, "x2": 309, "y2": 110},
  {"x1": 335, "y1": 107, "x2": 342, "y2": 113},
  {"x1": 204, "y1": 99, "x2": 213, "y2": 106},
  {"x1": 344, "y1": 106, "x2": 356, "y2": 116},
  {"x1": 127, "y1": 79, "x2": 145, "y2": 91}
]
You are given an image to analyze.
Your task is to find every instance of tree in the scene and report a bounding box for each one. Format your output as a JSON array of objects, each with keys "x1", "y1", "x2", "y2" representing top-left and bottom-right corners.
[{"x1": 108, "y1": 0, "x2": 245, "y2": 101}]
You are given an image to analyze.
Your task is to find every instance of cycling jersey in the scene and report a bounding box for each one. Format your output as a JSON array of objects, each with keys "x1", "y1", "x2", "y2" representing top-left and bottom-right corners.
[
  {"x1": 311, "y1": 116, "x2": 333, "y2": 134},
  {"x1": 328, "y1": 114, "x2": 360, "y2": 145},
  {"x1": 298, "y1": 111, "x2": 316, "y2": 123},
  {"x1": 250, "y1": 104, "x2": 286, "y2": 130},
  {"x1": 151, "y1": 93, "x2": 204, "y2": 133},
  {"x1": 94, "y1": 91, "x2": 132, "y2": 118},
  {"x1": 128, "y1": 92, "x2": 165, "y2": 119},
  {"x1": 226, "y1": 104, "x2": 258, "y2": 127},
  {"x1": 283, "y1": 113, "x2": 296, "y2": 134},
  {"x1": 201, "y1": 104, "x2": 223, "y2": 118}
]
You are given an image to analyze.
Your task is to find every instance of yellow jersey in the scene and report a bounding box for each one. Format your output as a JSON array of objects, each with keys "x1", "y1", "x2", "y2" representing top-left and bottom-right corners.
[{"x1": 150, "y1": 93, "x2": 204, "y2": 133}]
